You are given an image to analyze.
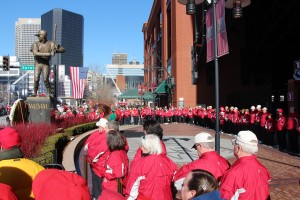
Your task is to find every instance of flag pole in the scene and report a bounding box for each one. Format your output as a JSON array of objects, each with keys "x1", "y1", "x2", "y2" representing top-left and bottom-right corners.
[{"x1": 213, "y1": 0, "x2": 220, "y2": 154}]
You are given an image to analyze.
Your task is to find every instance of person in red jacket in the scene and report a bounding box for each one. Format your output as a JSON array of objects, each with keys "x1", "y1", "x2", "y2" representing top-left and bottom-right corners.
[
  {"x1": 220, "y1": 131, "x2": 271, "y2": 200},
  {"x1": 130, "y1": 119, "x2": 167, "y2": 171},
  {"x1": 275, "y1": 108, "x2": 287, "y2": 150},
  {"x1": 125, "y1": 134, "x2": 177, "y2": 200},
  {"x1": 264, "y1": 113, "x2": 275, "y2": 146},
  {"x1": 259, "y1": 107, "x2": 269, "y2": 144},
  {"x1": 95, "y1": 130, "x2": 129, "y2": 196},
  {"x1": 174, "y1": 132, "x2": 230, "y2": 191},
  {"x1": 84, "y1": 119, "x2": 125, "y2": 199},
  {"x1": 84, "y1": 118, "x2": 109, "y2": 199},
  {"x1": 286, "y1": 106, "x2": 299, "y2": 153}
]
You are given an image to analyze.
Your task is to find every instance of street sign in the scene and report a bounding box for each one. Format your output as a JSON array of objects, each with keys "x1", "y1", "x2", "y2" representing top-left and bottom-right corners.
[{"x1": 20, "y1": 65, "x2": 34, "y2": 71}]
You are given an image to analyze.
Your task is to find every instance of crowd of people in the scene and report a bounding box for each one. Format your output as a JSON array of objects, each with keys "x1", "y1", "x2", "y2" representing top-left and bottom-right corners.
[
  {"x1": 83, "y1": 118, "x2": 271, "y2": 200},
  {"x1": 0, "y1": 115, "x2": 272, "y2": 200},
  {"x1": 114, "y1": 104, "x2": 300, "y2": 156},
  {"x1": 2, "y1": 99, "x2": 297, "y2": 199}
]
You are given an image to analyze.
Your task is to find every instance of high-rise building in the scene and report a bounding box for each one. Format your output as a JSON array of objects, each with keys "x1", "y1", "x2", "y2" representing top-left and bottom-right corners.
[
  {"x1": 112, "y1": 53, "x2": 128, "y2": 65},
  {"x1": 14, "y1": 18, "x2": 40, "y2": 97},
  {"x1": 41, "y1": 9, "x2": 84, "y2": 76},
  {"x1": 15, "y1": 18, "x2": 41, "y2": 65}
]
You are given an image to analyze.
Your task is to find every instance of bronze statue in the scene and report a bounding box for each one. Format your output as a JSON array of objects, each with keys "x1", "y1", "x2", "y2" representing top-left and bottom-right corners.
[{"x1": 30, "y1": 30, "x2": 65, "y2": 97}]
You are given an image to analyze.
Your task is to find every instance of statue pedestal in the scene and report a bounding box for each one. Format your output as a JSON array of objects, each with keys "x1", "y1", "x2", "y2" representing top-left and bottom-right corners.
[{"x1": 26, "y1": 97, "x2": 51, "y2": 124}]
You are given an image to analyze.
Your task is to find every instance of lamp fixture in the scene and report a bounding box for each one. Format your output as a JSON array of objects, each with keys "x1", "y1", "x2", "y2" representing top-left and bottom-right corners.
[
  {"x1": 178, "y1": 0, "x2": 204, "y2": 5},
  {"x1": 178, "y1": 0, "x2": 205, "y2": 15},
  {"x1": 225, "y1": 0, "x2": 251, "y2": 18}
]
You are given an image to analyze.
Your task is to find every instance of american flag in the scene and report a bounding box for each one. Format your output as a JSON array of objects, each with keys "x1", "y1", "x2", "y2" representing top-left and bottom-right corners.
[
  {"x1": 206, "y1": 0, "x2": 229, "y2": 62},
  {"x1": 70, "y1": 66, "x2": 89, "y2": 99}
]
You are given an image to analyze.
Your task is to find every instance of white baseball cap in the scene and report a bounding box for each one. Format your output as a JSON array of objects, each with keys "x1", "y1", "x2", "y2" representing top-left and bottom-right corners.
[
  {"x1": 96, "y1": 118, "x2": 108, "y2": 128},
  {"x1": 235, "y1": 130, "x2": 258, "y2": 146},
  {"x1": 192, "y1": 132, "x2": 214, "y2": 149}
]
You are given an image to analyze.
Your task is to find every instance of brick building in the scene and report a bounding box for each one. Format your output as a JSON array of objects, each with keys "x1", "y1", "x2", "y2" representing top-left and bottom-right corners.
[{"x1": 143, "y1": 0, "x2": 300, "y2": 112}]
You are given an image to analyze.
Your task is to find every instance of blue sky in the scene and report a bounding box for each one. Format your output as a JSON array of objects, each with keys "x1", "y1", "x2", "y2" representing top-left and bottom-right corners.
[{"x1": 0, "y1": 0, "x2": 153, "y2": 72}]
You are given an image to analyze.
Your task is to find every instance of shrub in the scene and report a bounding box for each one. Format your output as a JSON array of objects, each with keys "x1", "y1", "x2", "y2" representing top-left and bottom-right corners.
[{"x1": 14, "y1": 123, "x2": 57, "y2": 158}]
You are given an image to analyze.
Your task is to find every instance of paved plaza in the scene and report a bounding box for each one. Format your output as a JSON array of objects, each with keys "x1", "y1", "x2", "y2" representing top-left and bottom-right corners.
[{"x1": 78, "y1": 123, "x2": 300, "y2": 200}]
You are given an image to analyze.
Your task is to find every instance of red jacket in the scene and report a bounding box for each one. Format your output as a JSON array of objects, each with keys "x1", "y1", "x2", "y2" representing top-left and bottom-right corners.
[
  {"x1": 220, "y1": 155, "x2": 271, "y2": 200},
  {"x1": 286, "y1": 113, "x2": 298, "y2": 130},
  {"x1": 84, "y1": 130, "x2": 108, "y2": 165},
  {"x1": 260, "y1": 113, "x2": 268, "y2": 127},
  {"x1": 130, "y1": 140, "x2": 167, "y2": 171},
  {"x1": 125, "y1": 154, "x2": 177, "y2": 200},
  {"x1": 265, "y1": 118, "x2": 275, "y2": 133},
  {"x1": 276, "y1": 115, "x2": 286, "y2": 131},
  {"x1": 174, "y1": 151, "x2": 230, "y2": 190},
  {"x1": 98, "y1": 189, "x2": 125, "y2": 200},
  {"x1": 94, "y1": 150, "x2": 129, "y2": 193}
]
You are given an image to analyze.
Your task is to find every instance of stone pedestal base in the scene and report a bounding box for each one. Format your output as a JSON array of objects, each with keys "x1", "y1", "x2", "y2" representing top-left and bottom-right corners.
[{"x1": 26, "y1": 97, "x2": 51, "y2": 124}]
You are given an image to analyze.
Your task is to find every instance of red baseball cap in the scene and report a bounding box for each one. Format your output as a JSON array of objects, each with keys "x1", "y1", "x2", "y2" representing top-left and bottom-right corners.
[
  {"x1": 32, "y1": 169, "x2": 91, "y2": 200},
  {"x1": 0, "y1": 127, "x2": 21, "y2": 149},
  {"x1": 0, "y1": 183, "x2": 18, "y2": 200},
  {"x1": 277, "y1": 109, "x2": 284, "y2": 113}
]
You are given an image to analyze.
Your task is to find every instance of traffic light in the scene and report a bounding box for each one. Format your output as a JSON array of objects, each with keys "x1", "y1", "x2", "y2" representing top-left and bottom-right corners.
[{"x1": 2, "y1": 56, "x2": 10, "y2": 71}]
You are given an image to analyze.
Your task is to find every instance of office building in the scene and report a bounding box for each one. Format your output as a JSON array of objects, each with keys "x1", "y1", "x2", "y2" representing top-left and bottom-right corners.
[
  {"x1": 112, "y1": 53, "x2": 128, "y2": 65},
  {"x1": 14, "y1": 18, "x2": 40, "y2": 96},
  {"x1": 105, "y1": 60, "x2": 144, "y2": 93},
  {"x1": 41, "y1": 9, "x2": 84, "y2": 76},
  {"x1": 15, "y1": 18, "x2": 41, "y2": 65}
]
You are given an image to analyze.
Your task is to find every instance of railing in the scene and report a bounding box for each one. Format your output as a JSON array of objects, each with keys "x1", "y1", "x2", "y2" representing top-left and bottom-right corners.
[{"x1": 34, "y1": 149, "x2": 58, "y2": 166}]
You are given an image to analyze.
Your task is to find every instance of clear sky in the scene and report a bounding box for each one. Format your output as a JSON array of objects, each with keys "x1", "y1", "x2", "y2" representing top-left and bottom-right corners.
[{"x1": 0, "y1": 0, "x2": 153, "y2": 72}]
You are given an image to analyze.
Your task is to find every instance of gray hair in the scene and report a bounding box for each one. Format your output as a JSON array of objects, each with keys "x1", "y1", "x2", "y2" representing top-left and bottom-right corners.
[
  {"x1": 199, "y1": 142, "x2": 215, "y2": 149},
  {"x1": 141, "y1": 134, "x2": 162, "y2": 155},
  {"x1": 107, "y1": 121, "x2": 119, "y2": 131},
  {"x1": 238, "y1": 142, "x2": 258, "y2": 154}
]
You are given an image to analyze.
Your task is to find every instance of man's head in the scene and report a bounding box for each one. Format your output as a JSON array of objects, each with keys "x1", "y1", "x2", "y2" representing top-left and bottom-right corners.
[
  {"x1": 35, "y1": 30, "x2": 47, "y2": 42},
  {"x1": 192, "y1": 132, "x2": 215, "y2": 155},
  {"x1": 32, "y1": 169, "x2": 90, "y2": 200},
  {"x1": 96, "y1": 118, "x2": 108, "y2": 132},
  {"x1": 232, "y1": 130, "x2": 258, "y2": 158}
]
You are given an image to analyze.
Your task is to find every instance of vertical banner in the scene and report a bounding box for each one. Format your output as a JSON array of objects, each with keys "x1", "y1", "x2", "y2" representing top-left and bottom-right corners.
[{"x1": 206, "y1": 0, "x2": 229, "y2": 62}]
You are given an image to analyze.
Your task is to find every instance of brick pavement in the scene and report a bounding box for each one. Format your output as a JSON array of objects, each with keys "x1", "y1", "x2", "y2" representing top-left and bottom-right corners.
[{"x1": 122, "y1": 123, "x2": 300, "y2": 200}]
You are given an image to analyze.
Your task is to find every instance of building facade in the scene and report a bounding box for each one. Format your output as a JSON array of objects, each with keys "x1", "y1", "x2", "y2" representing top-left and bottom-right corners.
[
  {"x1": 105, "y1": 62, "x2": 144, "y2": 93},
  {"x1": 41, "y1": 9, "x2": 84, "y2": 76},
  {"x1": 112, "y1": 53, "x2": 128, "y2": 65},
  {"x1": 14, "y1": 18, "x2": 41, "y2": 96},
  {"x1": 15, "y1": 18, "x2": 41, "y2": 65},
  {"x1": 144, "y1": 0, "x2": 300, "y2": 112}
]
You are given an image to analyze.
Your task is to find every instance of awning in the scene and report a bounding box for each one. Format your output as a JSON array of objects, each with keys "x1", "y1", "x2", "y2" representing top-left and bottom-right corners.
[
  {"x1": 154, "y1": 79, "x2": 168, "y2": 94},
  {"x1": 117, "y1": 89, "x2": 154, "y2": 101}
]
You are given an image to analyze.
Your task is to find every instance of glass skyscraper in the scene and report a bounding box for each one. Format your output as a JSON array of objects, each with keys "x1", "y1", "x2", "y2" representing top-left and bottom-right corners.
[{"x1": 41, "y1": 9, "x2": 84, "y2": 76}]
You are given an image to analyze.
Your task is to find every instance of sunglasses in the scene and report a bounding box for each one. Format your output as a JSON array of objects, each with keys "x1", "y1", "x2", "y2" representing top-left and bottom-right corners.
[{"x1": 231, "y1": 139, "x2": 239, "y2": 146}]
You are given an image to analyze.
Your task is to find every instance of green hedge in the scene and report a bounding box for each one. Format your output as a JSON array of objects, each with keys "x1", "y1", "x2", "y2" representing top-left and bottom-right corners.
[{"x1": 32, "y1": 122, "x2": 97, "y2": 165}]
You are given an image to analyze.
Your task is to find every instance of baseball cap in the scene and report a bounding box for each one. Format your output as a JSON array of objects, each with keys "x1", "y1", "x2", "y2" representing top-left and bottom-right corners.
[
  {"x1": 32, "y1": 169, "x2": 91, "y2": 200},
  {"x1": 192, "y1": 132, "x2": 214, "y2": 149},
  {"x1": 96, "y1": 118, "x2": 108, "y2": 128},
  {"x1": 0, "y1": 127, "x2": 21, "y2": 149},
  {"x1": 277, "y1": 108, "x2": 283, "y2": 114},
  {"x1": 235, "y1": 130, "x2": 258, "y2": 146}
]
